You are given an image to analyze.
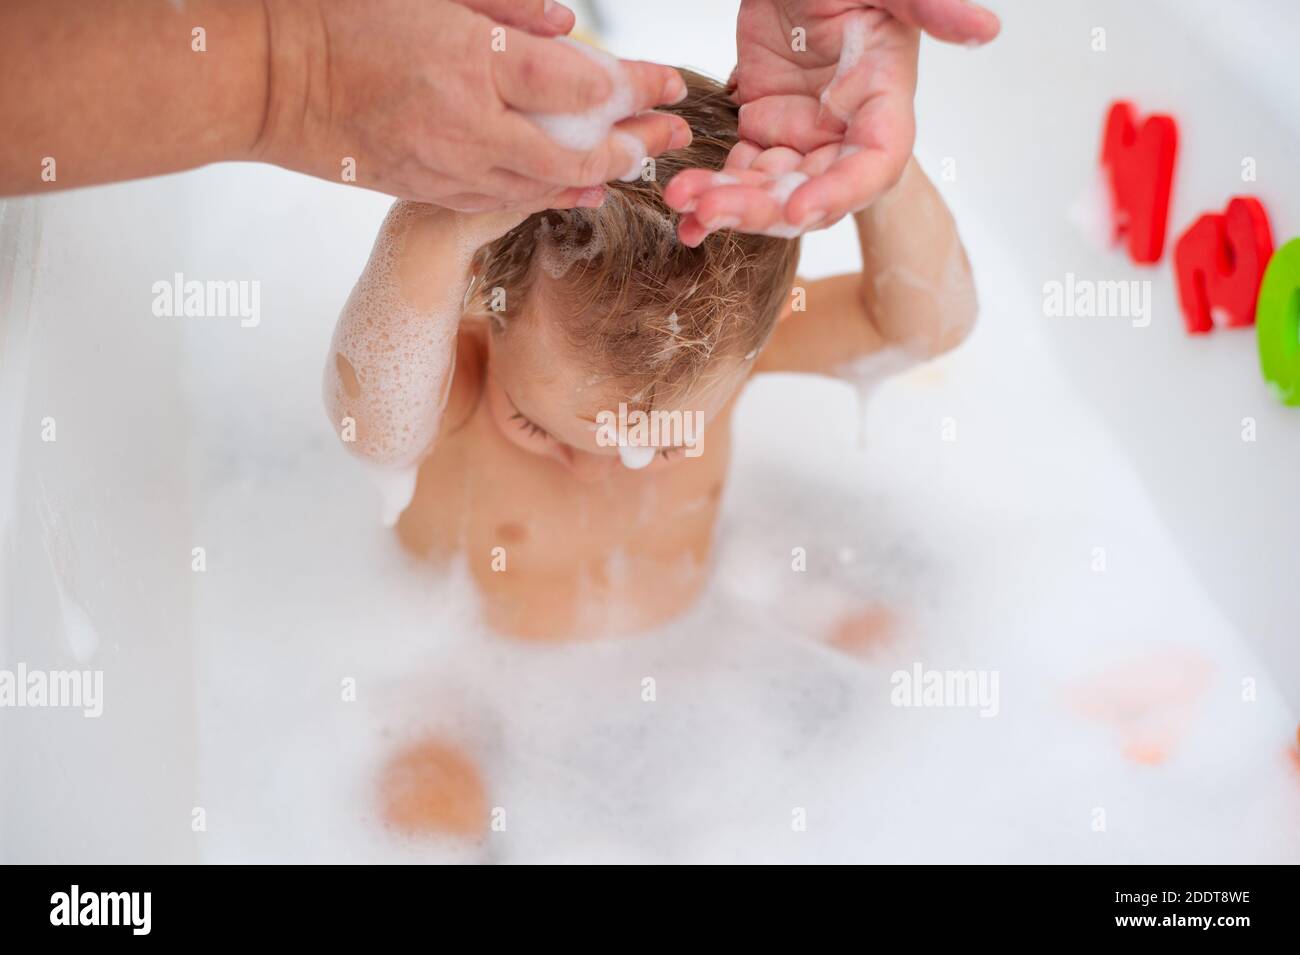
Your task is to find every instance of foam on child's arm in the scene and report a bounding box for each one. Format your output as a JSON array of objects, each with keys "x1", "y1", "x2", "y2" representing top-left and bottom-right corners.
[{"x1": 323, "y1": 204, "x2": 477, "y2": 525}]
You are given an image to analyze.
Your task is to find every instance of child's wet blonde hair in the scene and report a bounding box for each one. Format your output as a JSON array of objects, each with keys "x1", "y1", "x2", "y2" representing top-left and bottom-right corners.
[{"x1": 470, "y1": 69, "x2": 801, "y2": 406}]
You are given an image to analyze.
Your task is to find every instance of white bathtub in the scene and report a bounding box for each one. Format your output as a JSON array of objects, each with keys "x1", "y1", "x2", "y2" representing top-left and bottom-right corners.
[{"x1": 1, "y1": 0, "x2": 1296, "y2": 863}]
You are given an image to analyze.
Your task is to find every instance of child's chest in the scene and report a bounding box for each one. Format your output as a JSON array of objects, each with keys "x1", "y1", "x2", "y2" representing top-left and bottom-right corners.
[{"x1": 396, "y1": 400, "x2": 735, "y2": 638}]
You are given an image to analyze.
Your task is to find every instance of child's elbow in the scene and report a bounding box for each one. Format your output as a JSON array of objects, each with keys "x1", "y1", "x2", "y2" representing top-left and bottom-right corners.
[
  {"x1": 920, "y1": 244, "x2": 978, "y2": 358},
  {"x1": 862, "y1": 241, "x2": 978, "y2": 360},
  {"x1": 323, "y1": 349, "x2": 366, "y2": 455},
  {"x1": 871, "y1": 278, "x2": 978, "y2": 360},
  {"x1": 931, "y1": 282, "x2": 978, "y2": 356}
]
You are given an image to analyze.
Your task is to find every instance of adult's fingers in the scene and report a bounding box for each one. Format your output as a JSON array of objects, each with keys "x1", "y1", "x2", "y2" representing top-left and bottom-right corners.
[
  {"x1": 669, "y1": 137, "x2": 863, "y2": 243},
  {"x1": 692, "y1": 184, "x2": 785, "y2": 233},
  {"x1": 676, "y1": 181, "x2": 785, "y2": 247},
  {"x1": 747, "y1": 146, "x2": 805, "y2": 176},
  {"x1": 492, "y1": 35, "x2": 685, "y2": 116},
  {"x1": 815, "y1": 12, "x2": 916, "y2": 131},
  {"x1": 723, "y1": 140, "x2": 765, "y2": 172},
  {"x1": 880, "y1": 0, "x2": 1001, "y2": 45},
  {"x1": 664, "y1": 167, "x2": 766, "y2": 213},
  {"x1": 562, "y1": 186, "x2": 610, "y2": 209},
  {"x1": 780, "y1": 72, "x2": 915, "y2": 226},
  {"x1": 502, "y1": 109, "x2": 691, "y2": 186},
  {"x1": 618, "y1": 59, "x2": 689, "y2": 112},
  {"x1": 433, "y1": 183, "x2": 603, "y2": 215},
  {"x1": 452, "y1": 0, "x2": 576, "y2": 36},
  {"x1": 491, "y1": 34, "x2": 612, "y2": 113},
  {"x1": 438, "y1": 193, "x2": 509, "y2": 213},
  {"x1": 465, "y1": 166, "x2": 566, "y2": 205},
  {"x1": 665, "y1": 144, "x2": 822, "y2": 214},
  {"x1": 785, "y1": 144, "x2": 905, "y2": 229}
]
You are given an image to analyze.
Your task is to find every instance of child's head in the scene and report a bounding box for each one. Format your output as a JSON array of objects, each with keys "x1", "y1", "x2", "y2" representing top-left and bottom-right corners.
[{"x1": 470, "y1": 69, "x2": 800, "y2": 479}]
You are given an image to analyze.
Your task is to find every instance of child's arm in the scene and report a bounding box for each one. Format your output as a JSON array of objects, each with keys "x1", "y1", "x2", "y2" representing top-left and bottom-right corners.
[
  {"x1": 323, "y1": 202, "x2": 525, "y2": 472},
  {"x1": 755, "y1": 158, "x2": 977, "y2": 377}
]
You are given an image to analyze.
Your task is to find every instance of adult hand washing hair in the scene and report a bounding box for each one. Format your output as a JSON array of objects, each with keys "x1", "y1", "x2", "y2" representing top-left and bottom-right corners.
[
  {"x1": 666, "y1": 0, "x2": 1001, "y2": 245},
  {"x1": 0, "y1": 0, "x2": 997, "y2": 233},
  {"x1": 0, "y1": 0, "x2": 689, "y2": 212}
]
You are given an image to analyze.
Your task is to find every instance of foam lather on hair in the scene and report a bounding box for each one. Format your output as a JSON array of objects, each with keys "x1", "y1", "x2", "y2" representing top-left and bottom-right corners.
[{"x1": 535, "y1": 212, "x2": 606, "y2": 279}]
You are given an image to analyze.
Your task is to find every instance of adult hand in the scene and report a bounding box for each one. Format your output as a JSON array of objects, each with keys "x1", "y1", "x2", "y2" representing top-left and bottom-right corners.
[
  {"x1": 447, "y1": 0, "x2": 577, "y2": 35},
  {"x1": 256, "y1": 0, "x2": 690, "y2": 211},
  {"x1": 665, "y1": 0, "x2": 999, "y2": 245}
]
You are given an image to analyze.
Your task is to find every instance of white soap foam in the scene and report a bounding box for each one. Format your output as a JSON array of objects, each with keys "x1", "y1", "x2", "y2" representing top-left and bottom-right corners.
[
  {"x1": 364, "y1": 463, "x2": 419, "y2": 528},
  {"x1": 617, "y1": 443, "x2": 657, "y2": 470},
  {"x1": 837, "y1": 346, "x2": 920, "y2": 448},
  {"x1": 761, "y1": 172, "x2": 810, "y2": 238},
  {"x1": 766, "y1": 171, "x2": 809, "y2": 205},
  {"x1": 535, "y1": 212, "x2": 605, "y2": 279},
  {"x1": 185, "y1": 201, "x2": 1300, "y2": 864},
  {"x1": 613, "y1": 131, "x2": 647, "y2": 182},
  {"x1": 525, "y1": 39, "x2": 637, "y2": 151},
  {"x1": 191, "y1": 285, "x2": 1300, "y2": 863}
]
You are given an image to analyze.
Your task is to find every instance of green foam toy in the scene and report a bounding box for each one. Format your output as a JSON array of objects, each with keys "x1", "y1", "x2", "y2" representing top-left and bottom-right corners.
[{"x1": 1256, "y1": 237, "x2": 1300, "y2": 407}]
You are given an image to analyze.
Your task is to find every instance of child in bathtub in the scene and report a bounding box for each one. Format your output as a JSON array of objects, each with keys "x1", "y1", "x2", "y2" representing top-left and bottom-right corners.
[{"x1": 324, "y1": 69, "x2": 976, "y2": 641}]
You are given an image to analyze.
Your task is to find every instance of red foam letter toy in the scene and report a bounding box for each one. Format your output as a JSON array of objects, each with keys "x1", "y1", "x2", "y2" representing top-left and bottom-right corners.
[
  {"x1": 1174, "y1": 197, "x2": 1274, "y2": 334},
  {"x1": 1101, "y1": 101, "x2": 1178, "y2": 265}
]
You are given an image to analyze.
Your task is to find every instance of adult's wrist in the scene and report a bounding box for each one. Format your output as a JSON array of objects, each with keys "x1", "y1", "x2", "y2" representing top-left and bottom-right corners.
[{"x1": 244, "y1": 0, "x2": 330, "y2": 169}]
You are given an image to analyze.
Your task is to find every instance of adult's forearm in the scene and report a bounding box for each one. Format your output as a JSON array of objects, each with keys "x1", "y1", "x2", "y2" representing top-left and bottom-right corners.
[{"x1": 0, "y1": 0, "x2": 270, "y2": 194}]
